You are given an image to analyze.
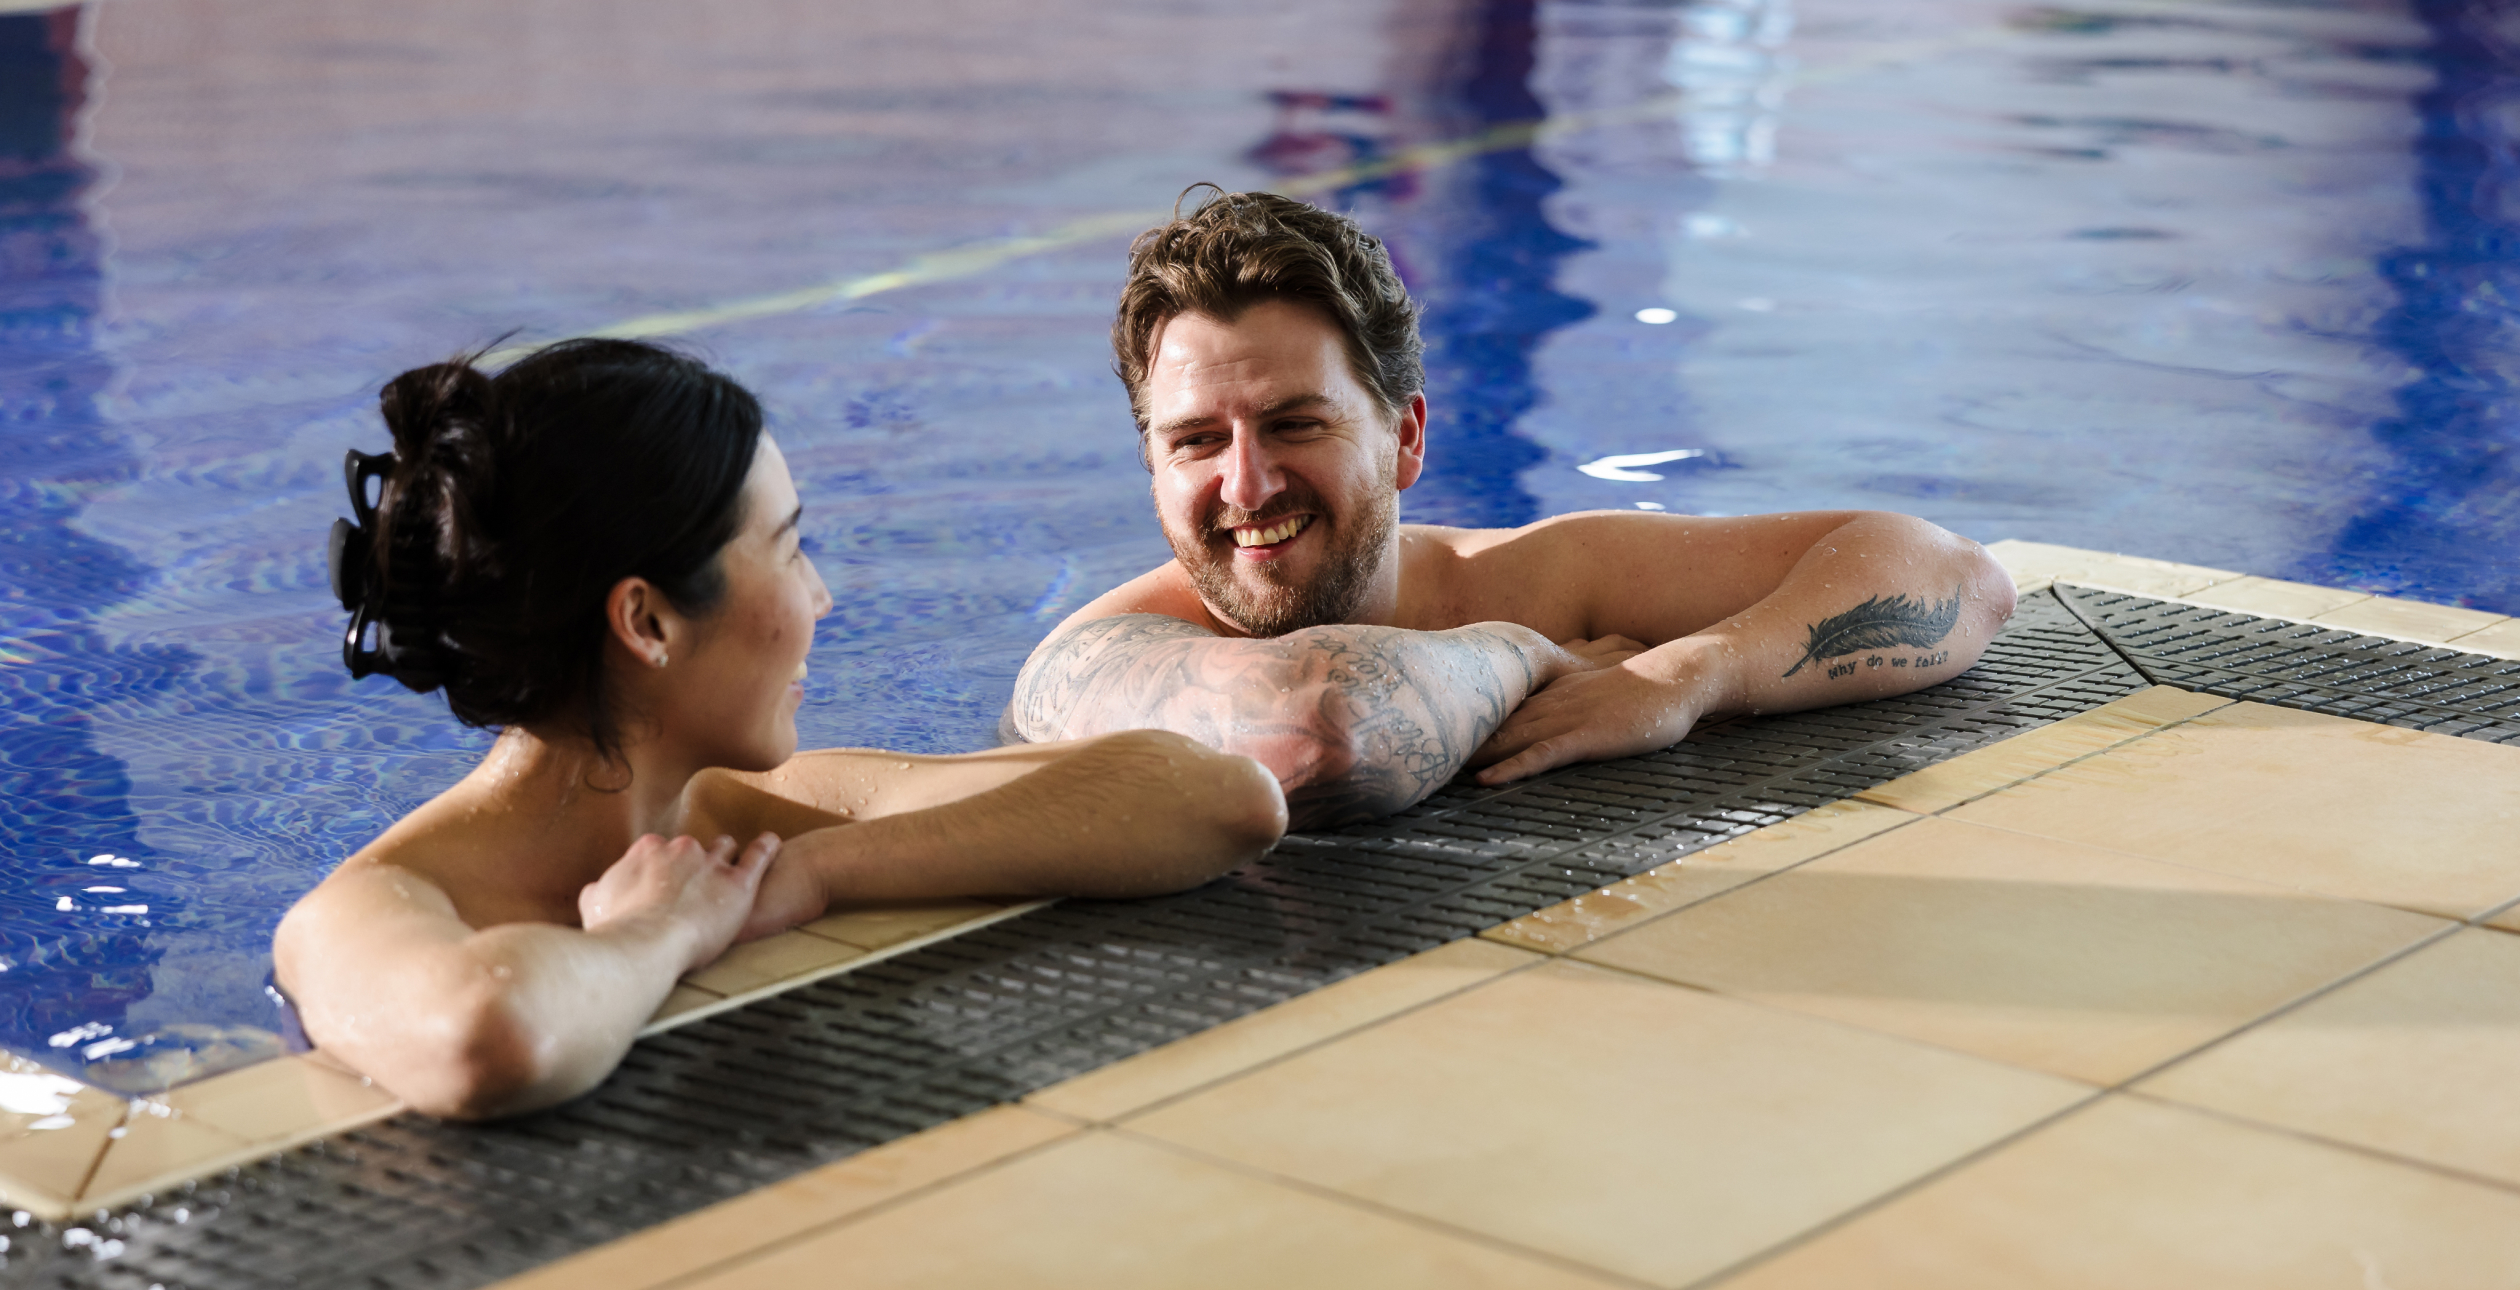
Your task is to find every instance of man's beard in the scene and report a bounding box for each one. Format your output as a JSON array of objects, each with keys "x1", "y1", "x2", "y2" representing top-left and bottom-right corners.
[{"x1": 1166, "y1": 478, "x2": 1397, "y2": 638}]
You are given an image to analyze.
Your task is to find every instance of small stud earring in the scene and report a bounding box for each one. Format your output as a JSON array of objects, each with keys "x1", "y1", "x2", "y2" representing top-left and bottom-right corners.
[{"x1": 653, "y1": 651, "x2": 668, "y2": 668}]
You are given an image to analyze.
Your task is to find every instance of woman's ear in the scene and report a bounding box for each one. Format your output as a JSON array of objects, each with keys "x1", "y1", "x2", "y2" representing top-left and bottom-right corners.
[{"x1": 606, "y1": 576, "x2": 674, "y2": 669}]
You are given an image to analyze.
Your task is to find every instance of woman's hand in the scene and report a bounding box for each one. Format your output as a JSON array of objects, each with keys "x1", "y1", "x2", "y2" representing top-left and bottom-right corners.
[{"x1": 578, "y1": 831, "x2": 781, "y2": 973}]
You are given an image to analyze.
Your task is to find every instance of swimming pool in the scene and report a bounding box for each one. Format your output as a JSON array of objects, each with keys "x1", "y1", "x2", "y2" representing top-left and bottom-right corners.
[{"x1": 2, "y1": 0, "x2": 2511, "y2": 1093}]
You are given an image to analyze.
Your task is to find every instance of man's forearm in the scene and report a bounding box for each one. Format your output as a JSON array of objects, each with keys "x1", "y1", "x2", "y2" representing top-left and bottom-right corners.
[
  {"x1": 1013, "y1": 616, "x2": 1551, "y2": 826},
  {"x1": 1676, "y1": 515, "x2": 2014, "y2": 716}
]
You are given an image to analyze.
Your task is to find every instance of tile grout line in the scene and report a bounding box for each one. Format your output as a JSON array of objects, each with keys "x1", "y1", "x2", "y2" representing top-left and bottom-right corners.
[
  {"x1": 1105, "y1": 1124, "x2": 1667, "y2": 1290},
  {"x1": 1049, "y1": 943, "x2": 1559, "y2": 1127},
  {"x1": 1889, "y1": 689, "x2": 2239, "y2": 816},
  {"x1": 638, "y1": 900, "x2": 1054, "y2": 1039},
  {"x1": 1672, "y1": 928, "x2": 2510, "y2": 1285},
  {"x1": 2112, "y1": 1087, "x2": 2520, "y2": 1198},
  {"x1": 1497, "y1": 687, "x2": 2237, "y2": 963},
  {"x1": 632, "y1": 1112, "x2": 1091, "y2": 1290},
  {"x1": 1484, "y1": 810, "x2": 1932, "y2": 958}
]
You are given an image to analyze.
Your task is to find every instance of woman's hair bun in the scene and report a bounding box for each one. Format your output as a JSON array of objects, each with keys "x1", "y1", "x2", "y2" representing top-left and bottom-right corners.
[{"x1": 338, "y1": 338, "x2": 763, "y2": 757}]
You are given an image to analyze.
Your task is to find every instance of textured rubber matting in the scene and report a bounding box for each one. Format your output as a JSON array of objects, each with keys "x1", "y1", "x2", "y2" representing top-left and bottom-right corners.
[
  {"x1": 2058, "y1": 584, "x2": 2520, "y2": 744},
  {"x1": 0, "y1": 588, "x2": 2290, "y2": 1289}
]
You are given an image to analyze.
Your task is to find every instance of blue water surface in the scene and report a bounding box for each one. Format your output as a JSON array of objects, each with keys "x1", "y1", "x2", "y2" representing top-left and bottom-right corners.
[{"x1": 2, "y1": 0, "x2": 2515, "y2": 1091}]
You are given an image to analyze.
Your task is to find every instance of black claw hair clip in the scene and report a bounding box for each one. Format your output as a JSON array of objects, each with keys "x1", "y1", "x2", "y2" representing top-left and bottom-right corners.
[
  {"x1": 328, "y1": 449, "x2": 441, "y2": 689},
  {"x1": 328, "y1": 449, "x2": 392, "y2": 678}
]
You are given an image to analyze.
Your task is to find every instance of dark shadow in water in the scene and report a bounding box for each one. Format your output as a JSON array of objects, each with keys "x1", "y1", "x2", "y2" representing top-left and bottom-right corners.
[
  {"x1": 0, "y1": 8, "x2": 195, "y2": 1080},
  {"x1": 2321, "y1": 0, "x2": 2520, "y2": 612},
  {"x1": 1405, "y1": 0, "x2": 1594, "y2": 530}
]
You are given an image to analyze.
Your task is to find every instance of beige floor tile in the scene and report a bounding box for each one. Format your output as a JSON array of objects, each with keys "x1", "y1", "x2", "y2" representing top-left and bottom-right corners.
[
  {"x1": 1983, "y1": 539, "x2": 2239, "y2": 599},
  {"x1": 1949, "y1": 702, "x2": 2520, "y2": 919},
  {"x1": 681, "y1": 929, "x2": 867, "y2": 995},
  {"x1": 0, "y1": 1054, "x2": 108, "y2": 1148},
  {"x1": 1713, "y1": 1095, "x2": 2520, "y2": 1290},
  {"x1": 1577, "y1": 817, "x2": 2443, "y2": 1085},
  {"x1": 644, "y1": 984, "x2": 725, "y2": 1030},
  {"x1": 1856, "y1": 687, "x2": 2230, "y2": 814},
  {"x1": 1030, "y1": 938, "x2": 1538, "y2": 1123},
  {"x1": 2448, "y1": 616, "x2": 2520, "y2": 659},
  {"x1": 2311, "y1": 595, "x2": 2509, "y2": 646},
  {"x1": 1130, "y1": 960, "x2": 2086, "y2": 1289},
  {"x1": 1486, "y1": 799, "x2": 1916, "y2": 954},
  {"x1": 492, "y1": 1105, "x2": 1076, "y2": 1290},
  {"x1": 162, "y1": 1053, "x2": 400, "y2": 1147},
  {"x1": 675, "y1": 1130, "x2": 1626, "y2": 1290},
  {"x1": 79, "y1": 1105, "x2": 253, "y2": 1208},
  {"x1": 800, "y1": 899, "x2": 1007, "y2": 951},
  {"x1": 2138, "y1": 928, "x2": 2520, "y2": 1186},
  {"x1": 0, "y1": 1075, "x2": 122, "y2": 1219},
  {"x1": 2178, "y1": 575, "x2": 2371, "y2": 622}
]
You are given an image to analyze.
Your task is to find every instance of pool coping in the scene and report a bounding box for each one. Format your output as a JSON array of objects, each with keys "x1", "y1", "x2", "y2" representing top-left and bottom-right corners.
[{"x1": 0, "y1": 538, "x2": 2509, "y2": 1226}]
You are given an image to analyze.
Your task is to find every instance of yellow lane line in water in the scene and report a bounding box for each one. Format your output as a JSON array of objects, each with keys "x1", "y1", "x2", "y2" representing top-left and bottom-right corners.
[{"x1": 479, "y1": 22, "x2": 2018, "y2": 367}]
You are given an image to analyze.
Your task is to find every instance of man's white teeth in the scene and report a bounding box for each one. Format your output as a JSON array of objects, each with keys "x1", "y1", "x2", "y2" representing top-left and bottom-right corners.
[
  {"x1": 793, "y1": 662, "x2": 809, "y2": 681},
  {"x1": 1233, "y1": 516, "x2": 1309, "y2": 547}
]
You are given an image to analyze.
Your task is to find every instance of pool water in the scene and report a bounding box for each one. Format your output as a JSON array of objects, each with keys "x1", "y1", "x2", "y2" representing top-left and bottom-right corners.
[{"x1": 2, "y1": 0, "x2": 2513, "y2": 1092}]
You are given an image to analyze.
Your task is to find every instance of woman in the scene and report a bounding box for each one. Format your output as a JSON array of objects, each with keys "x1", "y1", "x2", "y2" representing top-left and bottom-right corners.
[{"x1": 276, "y1": 339, "x2": 1286, "y2": 1120}]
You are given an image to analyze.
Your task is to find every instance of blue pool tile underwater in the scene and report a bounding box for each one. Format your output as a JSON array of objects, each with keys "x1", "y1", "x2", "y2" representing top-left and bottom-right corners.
[{"x1": 0, "y1": 0, "x2": 2515, "y2": 1093}]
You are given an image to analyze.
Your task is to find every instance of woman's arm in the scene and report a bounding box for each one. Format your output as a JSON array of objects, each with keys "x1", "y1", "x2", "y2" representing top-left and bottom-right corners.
[
  {"x1": 717, "y1": 729, "x2": 1288, "y2": 935},
  {"x1": 272, "y1": 832, "x2": 777, "y2": 1120}
]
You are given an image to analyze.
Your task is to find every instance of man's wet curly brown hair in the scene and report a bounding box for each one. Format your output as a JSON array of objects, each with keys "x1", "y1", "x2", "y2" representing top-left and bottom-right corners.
[{"x1": 1111, "y1": 187, "x2": 1423, "y2": 438}]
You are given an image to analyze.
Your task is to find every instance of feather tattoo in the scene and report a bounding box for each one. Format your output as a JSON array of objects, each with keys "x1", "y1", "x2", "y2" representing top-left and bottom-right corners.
[{"x1": 1781, "y1": 589, "x2": 1964, "y2": 678}]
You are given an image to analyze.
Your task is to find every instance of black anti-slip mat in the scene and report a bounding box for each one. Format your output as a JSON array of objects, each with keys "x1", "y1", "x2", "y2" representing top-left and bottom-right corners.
[
  {"x1": 2055, "y1": 584, "x2": 2520, "y2": 744},
  {"x1": 18, "y1": 582, "x2": 2505, "y2": 1290}
]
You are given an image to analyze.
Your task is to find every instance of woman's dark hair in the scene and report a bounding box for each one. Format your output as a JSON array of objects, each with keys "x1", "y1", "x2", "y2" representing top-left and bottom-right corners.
[{"x1": 345, "y1": 337, "x2": 763, "y2": 759}]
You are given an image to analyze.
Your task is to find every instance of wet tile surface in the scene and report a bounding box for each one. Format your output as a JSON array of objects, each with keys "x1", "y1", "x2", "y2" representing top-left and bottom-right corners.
[
  {"x1": 80, "y1": 1108, "x2": 250, "y2": 1208},
  {"x1": 2448, "y1": 617, "x2": 2520, "y2": 658},
  {"x1": 1712, "y1": 1095, "x2": 2520, "y2": 1289},
  {"x1": 678, "y1": 929, "x2": 869, "y2": 996},
  {"x1": 1126, "y1": 961, "x2": 2086, "y2": 1288},
  {"x1": 1575, "y1": 816, "x2": 2443, "y2": 1084},
  {"x1": 2138, "y1": 927, "x2": 2520, "y2": 1187},
  {"x1": 1947, "y1": 702, "x2": 2520, "y2": 919},
  {"x1": 1028, "y1": 938, "x2": 1539, "y2": 1123},
  {"x1": 1482, "y1": 798, "x2": 1915, "y2": 954},
  {"x1": 1854, "y1": 686, "x2": 2230, "y2": 814},
  {"x1": 675, "y1": 1130, "x2": 1627, "y2": 1290},
  {"x1": 159, "y1": 1054, "x2": 399, "y2": 1147},
  {"x1": 2179, "y1": 574, "x2": 2374, "y2": 622},
  {"x1": 2310, "y1": 595, "x2": 2510, "y2": 645},
  {"x1": 0, "y1": 1072, "x2": 124, "y2": 1220},
  {"x1": 1984, "y1": 541, "x2": 2240, "y2": 599},
  {"x1": 498, "y1": 1105, "x2": 1077, "y2": 1290}
]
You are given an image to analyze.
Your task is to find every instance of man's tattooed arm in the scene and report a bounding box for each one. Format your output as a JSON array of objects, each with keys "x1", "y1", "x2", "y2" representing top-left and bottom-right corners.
[
  {"x1": 1011, "y1": 615, "x2": 1574, "y2": 828},
  {"x1": 1780, "y1": 589, "x2": 1964, "y2": 681}
]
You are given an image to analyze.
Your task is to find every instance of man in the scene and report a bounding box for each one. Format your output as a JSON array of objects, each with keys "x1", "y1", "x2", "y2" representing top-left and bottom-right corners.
[{"x1": 1011, "y1": 190, "x2": 2014, "y2": 827}]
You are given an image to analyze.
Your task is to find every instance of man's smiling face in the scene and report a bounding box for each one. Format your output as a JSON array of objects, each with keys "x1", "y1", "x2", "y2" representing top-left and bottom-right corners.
[{"x1": 1140, "y1": 299, "x2": 1425, "y2": 637}]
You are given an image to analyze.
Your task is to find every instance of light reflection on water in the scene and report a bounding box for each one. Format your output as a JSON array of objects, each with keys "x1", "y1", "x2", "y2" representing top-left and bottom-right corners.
[{"x1": 0, "y1": 0, "x2": 2509, "y2": 1091}]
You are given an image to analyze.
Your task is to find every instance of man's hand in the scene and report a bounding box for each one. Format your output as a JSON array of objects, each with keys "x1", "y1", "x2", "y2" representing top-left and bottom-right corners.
[
  {"x1": 738, "y1": 839, "x2": 833, "y2": 941},
  {"x1": 1470, "y1": 636, "x2": 1716, "y2": 785}
]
